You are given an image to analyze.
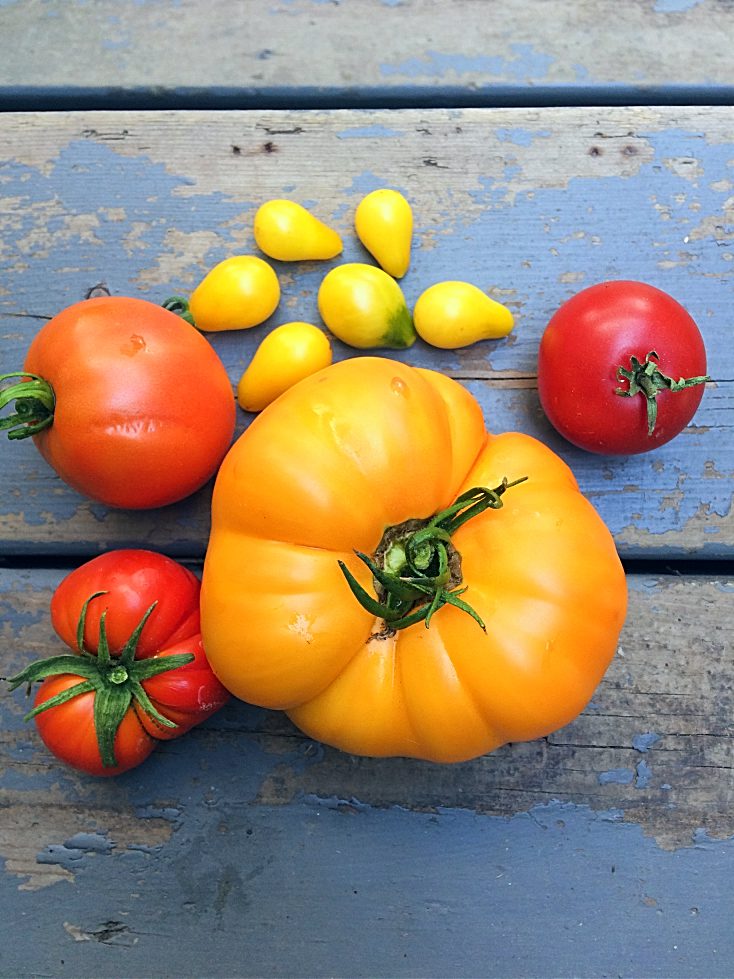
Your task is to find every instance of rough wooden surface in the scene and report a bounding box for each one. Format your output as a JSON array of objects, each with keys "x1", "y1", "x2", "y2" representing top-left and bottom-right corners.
[
  {"x1": 2, "y1": 568, "x2": 734, "y2": 976},
  {"x1": 1, "y1": 108, "x2": 731, "y2": 558},
  {"x1": 1, "y1": 104, "x2": 733, "y2": 977},
  {"x1": 2, "y1": 0, "x2": 734, "y2": 101}
]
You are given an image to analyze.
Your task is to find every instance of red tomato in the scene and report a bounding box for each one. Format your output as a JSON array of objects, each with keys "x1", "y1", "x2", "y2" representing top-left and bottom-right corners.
[
  {"x1": 9, "y1": 550, "x2": 229, "y2": 776},
  {"x1": 537, "y1": 281, "x2": 709, "y2": 455},
  {"x1": 0, "y1": 296, "x2": 236, "y2": 508},
  {"x1": 32, "y1": 675, "x2": 157, "y2": 776}
]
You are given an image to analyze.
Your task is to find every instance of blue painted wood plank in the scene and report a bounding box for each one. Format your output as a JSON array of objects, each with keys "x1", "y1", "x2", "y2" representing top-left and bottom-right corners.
[
  {"x1": 2, "y1": 565, "x2": 732, "y2": 974},
  {"x1": 0, "y1": 109, "x2": 730, "y2": 558},
  {"x1": 2, "y1": 795, "x2": 733, "y2": 978},
  {"x1": 2, "y1": 0, "x2": 734, "y2": 105}
]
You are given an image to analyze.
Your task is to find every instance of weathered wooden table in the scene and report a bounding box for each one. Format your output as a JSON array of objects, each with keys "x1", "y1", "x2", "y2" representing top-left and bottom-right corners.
[{"x1": 1, "y1": 3, "x2": 733, "y2": 977}]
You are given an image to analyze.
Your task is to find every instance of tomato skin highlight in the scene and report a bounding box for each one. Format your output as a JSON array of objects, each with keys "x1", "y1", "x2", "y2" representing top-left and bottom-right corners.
[
  {"x1": 201, "y1": 357, "x2": 627, "y2": 763},
  {"x1": 12, "y1": 549, "x2": 230, "y2": 776},
  {"x1": 537, "y1": 280, "x2": 708, "y2": 455},
  {"x1": 17, "y1": 296, "x2": 236, "y2": 508}
]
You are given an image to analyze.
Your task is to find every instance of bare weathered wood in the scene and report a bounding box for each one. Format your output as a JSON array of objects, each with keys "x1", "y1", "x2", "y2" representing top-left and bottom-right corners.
[
  {"x1": 1, "y1": 0, "x2": 733, "y2": 95},
  {"x1": 0, "y1": 107, "x2": 731, "y2": 557}
]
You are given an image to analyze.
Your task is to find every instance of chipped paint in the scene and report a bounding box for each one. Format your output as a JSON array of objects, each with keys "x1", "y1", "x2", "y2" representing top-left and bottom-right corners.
[
  {"x1": 633, "y1": 733, "x2": 662, "y2": 752},
  {"x1": 1, "y1": 800, "x2": 178, "y2": 891},
  {"x1": 598, "y1": 768, "x2": 636, "y2": 785},
  {"x1": 654, "y1": 0, "x2": 705, "y2": 11},
  {"x1": 336, "y1": 124, "x2": 402, "y2": 140},
  {"x1": 379, "y1": 45, "x2": 555, "y2": 83}
]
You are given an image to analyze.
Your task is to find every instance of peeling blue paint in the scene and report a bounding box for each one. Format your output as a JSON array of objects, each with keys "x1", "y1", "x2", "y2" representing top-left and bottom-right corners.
[
  {"x1": 633, "y1": 732, "x2": 662, "y2": 753},
  {"x1": 0, "y1": 140, "x2": 247, "y2": 319},
  {"x1": 635, "y1": 760, "x2": 653, "y2": 788},
  {"x1": 379, "y1": 45, "x2": 555, "y2": 83},
  {"x1": 654, "y1": 0, "x2": 704, "y2": 11},
  {"x1": 496, "y1": 128, "x2": 552, "y2": 147},
  {"x1": 3, "y1": 792, "x2": 734, "y2": 976},
  {"x1": 36, "y1": 833, "x2": 113, "y2": 869},
  {"x1": 598, "y1": 768, "x2": 636, "y2": 785},
  {"x1": 1, "y1": 125, "x2": 732, "y2": 554},
  {"x1": 336, "y1": 124, "x2": 402, "y2": 139}
]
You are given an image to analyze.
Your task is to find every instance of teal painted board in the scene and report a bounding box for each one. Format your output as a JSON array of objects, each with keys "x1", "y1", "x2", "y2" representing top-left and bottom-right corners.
[
  {"x1": 1, "y1": 567, "x2": 733, "y2": 977},
  {"x1": 0, "y1": 108, "x2": 730, "y2": 558}
]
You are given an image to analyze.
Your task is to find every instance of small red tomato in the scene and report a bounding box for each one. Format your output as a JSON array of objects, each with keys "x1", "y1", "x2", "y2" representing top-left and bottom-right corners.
[
  {"x1": 9, "y1": 550, "x2": 230, "y2": 776},
  {"x1": 537, "y1": 281, "x2": 709, "y2": 455}
]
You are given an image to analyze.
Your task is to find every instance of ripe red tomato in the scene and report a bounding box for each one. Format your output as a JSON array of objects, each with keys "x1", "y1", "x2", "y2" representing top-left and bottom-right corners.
[
  {"x1": 0, "y1": 296, "x2": 236, "y2": 508},
  {"x1": 9, "y1": 550, "x2": 230, "y2": 776},
  {"x1": 537, "y1": 281, "x2": 709, "y2": 455}
]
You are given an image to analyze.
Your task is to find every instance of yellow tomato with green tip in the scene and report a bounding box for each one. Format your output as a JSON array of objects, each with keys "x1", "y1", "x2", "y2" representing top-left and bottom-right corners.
[
  {"x1": 354, "y1": 189, "x2": 412, "y2": 279},
  {"x1": 317, "y1": 263, "x2": 416, "y2": 349},
  {"x1": 237, "y1": 322, "x2": 333, "y2": 412},
  {"x1": 413, "y1": 281, "x2": 514, "y2": 349},
  {"x1": 188, "y1": 256, "x2": 280, "y2": 332},
  {"x1": 254, "y1": 200, "x2": 343, "y2": 261}
]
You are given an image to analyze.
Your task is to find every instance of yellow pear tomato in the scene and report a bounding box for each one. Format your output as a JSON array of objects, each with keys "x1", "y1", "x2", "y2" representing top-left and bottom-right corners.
[
  {"x1": 317, "y1": 263, "x2": 416, "y2": 349},
  {"x1": 254, "y1": 200, "x2": 343, "y2": 261},
  {"x1": 354, "y1": 188, "x2": 412, "y2": 278},
  {"x1": 237, "y1": 322, "x2": 333, "y2": 412},
  {"x1": 187, "y1": 256, "x2": 280, "y2": 332},
  {"x1": 414, "y1": 281, "x2": 514, "y2": 349}
]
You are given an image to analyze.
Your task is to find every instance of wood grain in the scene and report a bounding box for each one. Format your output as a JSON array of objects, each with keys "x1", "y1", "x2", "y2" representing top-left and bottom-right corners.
[
  {"x1": 1, "y1": 0, "x2": 733, "y2": 96},
  {"x1": 1, "y1": 108, "x2": 731, "y2": 557},
  {"x1": 2, "y1": 568, "x2": 732, "y2": 853},
  {"x1": 1, "y1": 566, "x2": 733, "y2": 976}
]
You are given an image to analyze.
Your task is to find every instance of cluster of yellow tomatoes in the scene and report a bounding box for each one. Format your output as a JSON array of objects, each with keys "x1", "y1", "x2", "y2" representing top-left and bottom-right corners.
[{"x1": 173, "y1": 190, "x2": 515, "y2": 412}]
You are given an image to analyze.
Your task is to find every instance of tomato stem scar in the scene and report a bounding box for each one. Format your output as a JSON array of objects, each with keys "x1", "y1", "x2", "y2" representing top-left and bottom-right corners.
[
  {"x1": 614, "y1": 350, "x2": 709, "y2": 436},
  {"x1": 339, "y1": 476, "x2": 528, "y2": 632}
]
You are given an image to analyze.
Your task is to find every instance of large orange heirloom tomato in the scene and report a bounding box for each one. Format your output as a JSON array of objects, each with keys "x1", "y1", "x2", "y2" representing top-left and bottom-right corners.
[{"x1": 201, "y1": 358, "x2": 627, "y2": 763}]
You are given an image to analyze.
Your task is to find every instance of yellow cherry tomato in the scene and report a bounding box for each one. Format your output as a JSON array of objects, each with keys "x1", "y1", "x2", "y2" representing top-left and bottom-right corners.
[
  {"x1": 354, "y1": 188, "x2": 412, "y2": 278},
  {"x1": 188, "y1": 256, "x2": 280, "y2": 332},
  {"x1": 237, "y1": 322, "x2": 333, "y2": 412},
  {"x1": 317, "y1": 263, "x2": 416, "y2": 350},
  {"x1": 413, "y1": 281, "x2": 514, "y2": 349},
  {"x1": 254, "y1": 200, "x2": 343, "y2": 261}
]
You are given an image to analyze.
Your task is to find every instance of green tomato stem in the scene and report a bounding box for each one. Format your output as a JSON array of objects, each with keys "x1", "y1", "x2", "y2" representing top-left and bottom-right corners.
[
  {"x1": 615, "y1": 350, "x2": 710, "y2": 436},
  {"x1": 161, "y1": 296, "x2": 196, "y2": 327},
  {"x1": 340, "y1": 476, "x2": 528, "y2": 633},
  {"x1": 0, "y1": 372, "x2": 55, "y2": 440}
]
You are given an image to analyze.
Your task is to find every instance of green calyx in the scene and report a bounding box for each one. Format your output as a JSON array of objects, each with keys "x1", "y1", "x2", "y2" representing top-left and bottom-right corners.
[
  {"x1": 0, "y1": 372, "x2": 55, "y2": 440},
  {"x1": 382, "y1": 303, "x2": 417, "y2": 350},
  {"x1": 7, "y1": 592, "x2": 194, "y2": 768},
  {"x1": 161, "y1": 296, "x2": 196, "y2": 327},
  {"x1": 615, "y1": 351, "x2": 710, "y2": 436},
  {"x1": 339, "y1": 477, "x2": 528, "y2": 633}
]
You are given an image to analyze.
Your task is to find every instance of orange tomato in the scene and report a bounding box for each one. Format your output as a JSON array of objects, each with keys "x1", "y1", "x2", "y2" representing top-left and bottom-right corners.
[
  {"x1": 200, "y1": 358, "x2": 627, "y2": 763},
  {"x1": 3, "y1": 297, "x2": 236, "y2": 508}
]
